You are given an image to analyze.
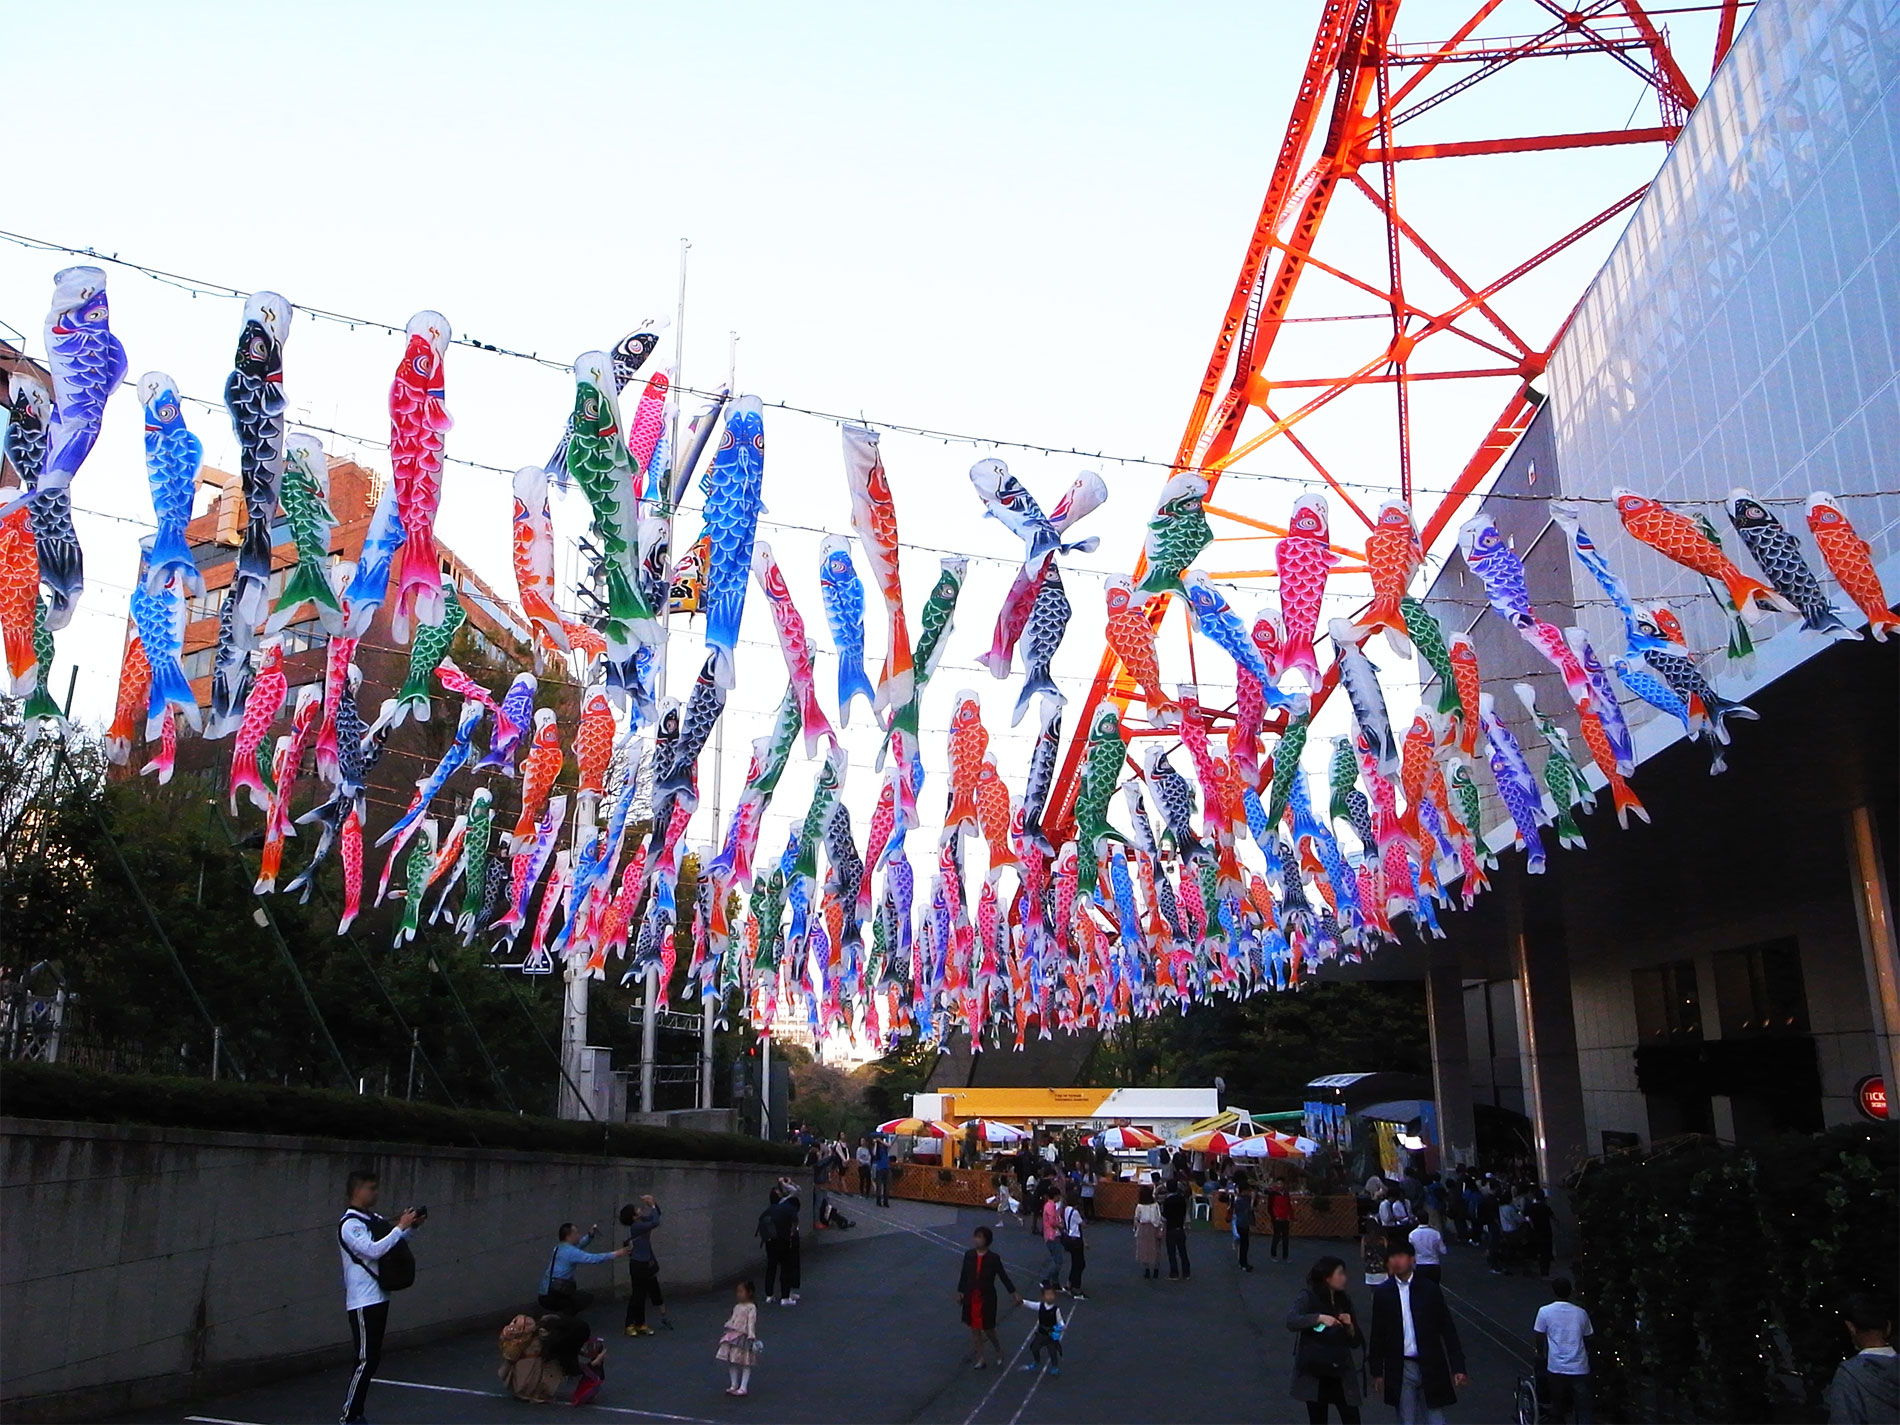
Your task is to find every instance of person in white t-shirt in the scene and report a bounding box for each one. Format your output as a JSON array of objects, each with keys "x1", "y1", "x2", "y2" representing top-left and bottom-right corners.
[
  {"x1": 1376, "y1": 1190, "x2": 1416, "y2": 1232},
  {"x1": 1407, "y1": 1220, "x2": 1446, "y2": 1283},
  {"x1": 1533, "y1": 1278, "x2": 1595, "y2": 1424}
]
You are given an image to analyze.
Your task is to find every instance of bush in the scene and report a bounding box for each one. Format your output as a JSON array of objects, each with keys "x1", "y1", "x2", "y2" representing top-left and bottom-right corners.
[
  {"x1": 1570, "y1": 1125, "x2": 1897, "y2": 1422},
  {"x1": 0, "y1": 1061, "x2": 804, "y2": 1167}
]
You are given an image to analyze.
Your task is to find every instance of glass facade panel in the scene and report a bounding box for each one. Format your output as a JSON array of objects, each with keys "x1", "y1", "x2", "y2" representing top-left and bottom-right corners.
[{"x1": 1537, "y1": 0, "x2": 1900, "y2": 750}]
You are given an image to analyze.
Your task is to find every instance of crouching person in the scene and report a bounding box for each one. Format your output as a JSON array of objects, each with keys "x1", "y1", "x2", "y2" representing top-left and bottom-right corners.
[{"x1": 499, "y1": 1313, "x2": 606, "y2": 1406}]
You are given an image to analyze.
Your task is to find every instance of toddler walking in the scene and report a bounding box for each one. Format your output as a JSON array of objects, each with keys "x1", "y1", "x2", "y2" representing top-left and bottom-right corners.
[
  {"x1": 1018, "y1": 1283, "x2": 1067, "y2": 1376},
  {"x1": 716, "y1": 1280, "x2": 761, "y2": 1397}
]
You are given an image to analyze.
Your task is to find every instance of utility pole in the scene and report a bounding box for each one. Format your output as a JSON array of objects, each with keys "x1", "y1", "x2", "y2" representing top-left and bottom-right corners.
[
  {"x1": 639, "y1": 237, "x2": 691, "y2": 1116},
  {"x1": 701, "y1": 711, "x2": 721, "y2": 1112},
  {"x1": 760, "y1": 1035, "x2": 772, "y2": 1139},
  {"x1": 562, "y1": 949, "x2": 590, "y2": 1118}
]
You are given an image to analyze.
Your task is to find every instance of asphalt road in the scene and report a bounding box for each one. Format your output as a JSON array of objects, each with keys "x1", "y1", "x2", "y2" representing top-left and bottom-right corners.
[{"x1": 119, "y1": 1200, "x2": 1550, "y2": 1425}]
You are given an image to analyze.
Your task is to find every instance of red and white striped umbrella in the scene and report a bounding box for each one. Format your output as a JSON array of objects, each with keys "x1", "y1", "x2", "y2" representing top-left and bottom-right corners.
[
  {"x1": 1093, "y1": 1126, "x2": 1165, "y2": 1151},
  {"x1": 1179, "y1": 1128, "x2": 1253, "y2": 1155},
  {"x1": 875, "y1": 1117, "x2": 961, "y2": 1138},
  {"x1": 965, "y1": 1118, "x2": 1029, "y2": 1143},
  {"x1": 1231, "y1": 1131, "x2": 1314, "y2": 1159}
]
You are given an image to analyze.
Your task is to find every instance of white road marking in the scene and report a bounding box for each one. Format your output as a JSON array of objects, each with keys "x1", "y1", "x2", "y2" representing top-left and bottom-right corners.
[
  {"x1": 1443, "y1": 1285, "x2": 1538, "y2": 1370},
  {"x1": 963, "y1": 1300, "x2": 1080, "y2": 1425},
  {"x1": 1007, "y1": 1301, "x2": 1077, "y2": 1425},
  {"x1": 379, "y1": 1377, "x2": 717, "y2": 1422}
]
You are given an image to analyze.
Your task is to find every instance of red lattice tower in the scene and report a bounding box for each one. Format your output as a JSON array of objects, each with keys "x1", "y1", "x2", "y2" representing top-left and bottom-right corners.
[{"x1": 1047, "y1": 0, "x2": 1743, "y2": 832}]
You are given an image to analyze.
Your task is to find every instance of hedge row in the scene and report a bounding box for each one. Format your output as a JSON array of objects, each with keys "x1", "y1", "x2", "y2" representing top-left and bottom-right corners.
[
  {"x1": 1571, "y1": 1123, "x2": 1897, "y2": 1422},
  {"x1": 0, "y1": 1062, "x2": 804, "y2": 1167}
]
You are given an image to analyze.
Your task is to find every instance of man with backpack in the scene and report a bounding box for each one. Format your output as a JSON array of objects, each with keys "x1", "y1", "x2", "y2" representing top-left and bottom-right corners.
[
  {"x1": 759, "y1": 1181, "x2": 802, "y2": 1305},
  {"x1": 872, "y1": 1137, "x2": 892, "y2": 1207},
  {"x1": 337, "y1": 1169, "x2": 424, "y2": 1425}
]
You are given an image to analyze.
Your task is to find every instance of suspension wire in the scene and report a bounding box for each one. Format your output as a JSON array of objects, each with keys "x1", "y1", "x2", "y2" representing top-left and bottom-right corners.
[
  {"x1": 494, "y1": 968, "x2": 603, "y2": 1126},
  {"x1": 97, "y1": 807, "x2": 247, "y2": 1078},
  {"x1": 70, "y1": 784, "x2": 246, "y2": 1080},
  {"x1": 10, "y1": 679, "x2": 247, "y2": 1077},
  {"x1": 291, "y1": 847, "x2": 535, "y2": 1118},
  {"x1": 210, "y1": 805, "x2": 356, "y2": 1090},
  {"x1": 425, "y1": 945, "x2": 523, "y2": 1115},
  {"x1": 22, "y1": 725, "x2": 247, "y2": 1079},
  {"x1": 204, "y1": 822, "x2": 468, "y2": 1112},
  {"x1": 17, "y1": 224, "x2": 1882, "y2": 510}
]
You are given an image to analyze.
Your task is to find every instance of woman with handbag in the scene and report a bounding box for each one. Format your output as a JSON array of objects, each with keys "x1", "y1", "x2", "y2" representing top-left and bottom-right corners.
[{"x1": 1286, "y1": 1254, "x2": 1364, "y2": 1424}]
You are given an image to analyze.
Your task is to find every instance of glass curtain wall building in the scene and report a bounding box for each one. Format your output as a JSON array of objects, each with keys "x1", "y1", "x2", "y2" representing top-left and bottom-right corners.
[
  {"x1": 1415, "y1": 0, "x2": 1900, "y2": 1176},
  {"x1": 1544, "y1": 0, "x2": 1900, "y2": 746}
]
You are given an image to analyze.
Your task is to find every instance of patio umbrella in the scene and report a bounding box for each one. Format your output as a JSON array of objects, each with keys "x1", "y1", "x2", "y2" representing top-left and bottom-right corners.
[
  {"x1": 1230, "y1": 1131, "x2": 1315, "y2": 1159},
  {"x1": 965, "y1": 1119, "x2": 1028, "y2": 1143},
  {"x1": 1093, "y1": 1126, "x2": 1165, "y2": 1151},
  {"x1": 874, "y1": 1117, "x2": 962, "y2": 1137},
  {"x1": 1178, "y1": 1128, "x2": 1253, "y2": 1155}
]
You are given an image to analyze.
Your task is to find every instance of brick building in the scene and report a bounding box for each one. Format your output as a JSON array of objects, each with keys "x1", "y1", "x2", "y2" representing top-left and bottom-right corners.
[{"x1": 118, "y1": 454, "x2": 578, "y2": 852}]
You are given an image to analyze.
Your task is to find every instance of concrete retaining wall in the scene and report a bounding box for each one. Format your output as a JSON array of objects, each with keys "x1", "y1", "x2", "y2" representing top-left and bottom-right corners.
[{"x1": 0, "y1": 1117, "x2": 784, "y2": 1422}]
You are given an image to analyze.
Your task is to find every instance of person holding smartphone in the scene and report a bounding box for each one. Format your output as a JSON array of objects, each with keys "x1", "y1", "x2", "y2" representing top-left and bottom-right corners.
[
  {"x1": 337, "y1": 1170, "x2": 424, "y2": 1425},
  {"x1": 1287, "y1": 1254, "x2": 1363, "y2": 1423},
  {"x1": 620, "y1": 1195, "x2": 670, "y2": 1335},
  {"x1": 539, "y1": 1221, "x2": 630, "y2": 1314}
]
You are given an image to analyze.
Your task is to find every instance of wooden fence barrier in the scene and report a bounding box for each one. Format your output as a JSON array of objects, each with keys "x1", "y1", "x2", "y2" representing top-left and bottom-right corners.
[{"x1": 833, "y1": 1161, "x2": 1357, "y2": 1237}]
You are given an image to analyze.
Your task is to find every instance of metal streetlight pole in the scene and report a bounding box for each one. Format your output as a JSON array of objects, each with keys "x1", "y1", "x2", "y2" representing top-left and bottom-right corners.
[
  {"x1": 696, "y1": 329, "x2": 740, "y2": 1114},
  {"x1": 639, "y1": 237, "x2": 691, "y2": 1116}
]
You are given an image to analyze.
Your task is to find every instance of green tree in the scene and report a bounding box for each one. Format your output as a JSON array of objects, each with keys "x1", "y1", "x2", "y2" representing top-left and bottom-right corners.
[
  {"x1": 0, "y1": 713, "x2": 568, "y2": 1111},
  {"x1": 860, "y1": 1037, "x2": 940, "y2": 1126}
]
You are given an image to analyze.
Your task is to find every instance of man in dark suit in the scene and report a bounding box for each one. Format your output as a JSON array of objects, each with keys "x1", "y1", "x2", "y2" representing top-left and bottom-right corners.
[{"x1": 1367, "y1": 1239, "x2": 1467, "y2": 1422}]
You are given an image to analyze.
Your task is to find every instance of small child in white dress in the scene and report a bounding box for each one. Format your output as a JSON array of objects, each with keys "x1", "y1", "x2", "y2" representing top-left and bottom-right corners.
[{"x1": 716, "y1": 1280, "x2": 761, "y2": 1396}]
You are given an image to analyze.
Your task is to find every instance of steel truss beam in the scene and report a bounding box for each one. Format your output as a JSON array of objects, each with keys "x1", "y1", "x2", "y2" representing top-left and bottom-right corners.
[{"x1": 1046, "y1": 0, "x2": 1723, "y2": 837}]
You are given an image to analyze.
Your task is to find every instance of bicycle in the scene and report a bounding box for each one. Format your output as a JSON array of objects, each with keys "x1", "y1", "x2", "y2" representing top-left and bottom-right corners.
[{"x1": 1513, "y1": 1371, "x2": 1543, "y2": 1425}]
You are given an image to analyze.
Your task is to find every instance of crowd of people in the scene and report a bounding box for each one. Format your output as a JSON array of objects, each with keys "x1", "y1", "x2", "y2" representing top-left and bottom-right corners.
[{"x1": 330, "y1": 1139, "x2": 1895, "y2": 1424}]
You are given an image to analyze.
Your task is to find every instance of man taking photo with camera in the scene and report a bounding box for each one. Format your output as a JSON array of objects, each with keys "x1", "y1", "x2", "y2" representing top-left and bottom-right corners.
[{"x1": 338, "y1": 1169, "x2": 424, "y2": 1425}]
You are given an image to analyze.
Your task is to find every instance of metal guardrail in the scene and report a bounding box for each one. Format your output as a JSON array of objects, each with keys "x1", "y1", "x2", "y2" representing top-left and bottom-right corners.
[{"x1": 626, "y1": 1002, "x2": 705, "y2": 1035}]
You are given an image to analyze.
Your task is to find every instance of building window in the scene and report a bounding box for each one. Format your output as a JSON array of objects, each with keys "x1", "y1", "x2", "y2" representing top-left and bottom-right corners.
[
  {"x1": 1632, "y1": 960, "x2": 1703, "y2": 1043},
  {"x1": 1712, "y1": 938, "x2": 1809, "y2": 1038},
  {"x1": 181, "y1": 647, "x2": 215, "y2": 680},
  {"x1": 277, "y1": 625, "x2": 325, "y2": 656},
  {"x1": 187, "y1": 586, "x2": 226, "y2": 624}
]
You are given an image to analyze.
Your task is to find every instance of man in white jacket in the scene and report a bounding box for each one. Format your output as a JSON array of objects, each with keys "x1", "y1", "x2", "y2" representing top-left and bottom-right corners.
[{"x1": 338, "y1": 1169, "x2": 422, "y2": 1425}]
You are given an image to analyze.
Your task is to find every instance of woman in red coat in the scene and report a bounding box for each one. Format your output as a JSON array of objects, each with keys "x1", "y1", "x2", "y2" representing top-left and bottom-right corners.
[{"x1": 955, "y1": 1226, "x2": 1018, "y2": 1369}]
